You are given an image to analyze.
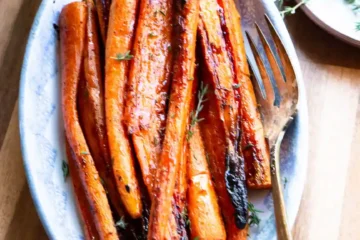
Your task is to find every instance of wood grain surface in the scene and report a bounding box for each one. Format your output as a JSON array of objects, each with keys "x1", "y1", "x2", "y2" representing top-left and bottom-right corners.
[{"x1": 0, "y1": 0, "x2": 359, "y2": 239}]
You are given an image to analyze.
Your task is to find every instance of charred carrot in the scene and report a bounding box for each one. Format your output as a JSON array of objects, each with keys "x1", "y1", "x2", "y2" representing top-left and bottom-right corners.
[
  {"x1": 217, "y1": 0, "x2": 271, "y2": 189},
  {"x1": 124, "y1": 0, "x2": 174, "y2": 195},
  {"x1": 198, "y1": 0, "x2": 248, "y2": 231},
  {"x1": 60, "y1": 3, "x2": 117, "y2": 239},
  {"x1": 148, "y1": 0, "x2": 199, "y2": 239},
  {"x1": 94, "y1": 0, "x2": 112, "y2": 43},
  {"x1": 66, "y1": 139, "x2": 99, "y2": 240},
  {"x1": 105, "y1": 0, "x2": 142, "y2": 218},
  {"x1": 77, "y1": 0, "x2": 125, "y2": 217},
  {"x1": 187, "y1": 124, "x2": 226, "y2": 240}
]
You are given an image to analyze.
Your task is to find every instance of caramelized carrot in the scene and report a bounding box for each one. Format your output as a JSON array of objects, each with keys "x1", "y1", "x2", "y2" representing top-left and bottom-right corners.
[
  {"x1": 187, "y1": 124, "x2": 226, "y2": 240},
  {"x1": 124, "y1": 0, "x2": 174, "y2": 195},
  {"x1": 148, "y1": 1, "x2": 199, "y2": 239},
  {"x1": 217, "y1": 0, "x2": 271, "y2": 189},
  {"x1": 198, "y1": 0, "x2": 248, "y2": 232},
  {"x1": 94, "y1": 0, "x2": 111, "y2": 43},
  {"x1": 60, "y1": 3, "x2": 117, "y2": 239},
  {"x1": 105, "y1": 0, "x2": 142, "y2": 218},
  {"x1": 77, "y1": 0, "x2": 124, "y2": 217},
  {"x1": 66, "y1": 139, "x2": 99, "y2": 240}
]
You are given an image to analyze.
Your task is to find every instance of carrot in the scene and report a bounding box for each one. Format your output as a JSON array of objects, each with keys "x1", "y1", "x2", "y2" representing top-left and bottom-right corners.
[
  {"x1": 105, "y1": 0, "x2": 142, "y2": 218},
  {"x1": 76, "y1": 0, "x2": 124, "y2": 217},
  {"x1": 65, "y1": 139, "x2": 99, "y2": 240},
  {"x1": 124, "y1": 0, "x2": 174, "y2": 196},
  {"x1": 148, "y1": 1, "x2": 199, "y2": 239},
  {"x1": 187, "y1": 124, "x2": 226, "y2": 240},
  {"x1": 197, "y1": 0, "x2": 248, "y2": 235},
  {"x1": 94, "y1": 0, "x2": 112, "y2": 43},
  {"x1": 217, "y1": 0, "x2": 271, "y2": 189},
  {"x1": 60, "y1": 3, "x2": 118, "y2": 239}
]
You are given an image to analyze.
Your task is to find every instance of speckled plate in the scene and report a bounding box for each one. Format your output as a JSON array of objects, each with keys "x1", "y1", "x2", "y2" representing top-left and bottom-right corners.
[
  {"x1": 299, "y1": 0, "x2": 360, "y2": 48},
  {"x1": 19, "y1": 0, "x2": 308, "y2": 239}
]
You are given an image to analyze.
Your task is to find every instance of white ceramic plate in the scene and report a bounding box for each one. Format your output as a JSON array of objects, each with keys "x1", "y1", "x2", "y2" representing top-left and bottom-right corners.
[
  {"x1": 300, "y1": 0, "x2": 360, "y2": 47},
  {"x1": 19, "y1": 0, "x2": 308, "y2": 239}
]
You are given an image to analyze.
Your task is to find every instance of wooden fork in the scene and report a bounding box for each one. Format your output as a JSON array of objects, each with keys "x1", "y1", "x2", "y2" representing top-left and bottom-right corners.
[{"x1": 236, "y1": 0, "x2": 299, "y2": 239}]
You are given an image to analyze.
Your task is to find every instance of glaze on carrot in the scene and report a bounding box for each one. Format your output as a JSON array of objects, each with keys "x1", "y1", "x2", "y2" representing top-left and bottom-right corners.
[
  {"x1": 65, "y1": 139, "x2": 99, "y2": 240},
  {"x1": 198, "y1": 0, "x2": 248, "y2": 231},
  {"x1": 124, "y1": 0, "x2": 174, "y2": 195},
  {"x1": 187, "y1": 124, "x2": 226, "y2": 240},
  {"x1": 105, "y1": 0, "x2": 142, "y2": 218},
  {"x1": 77, "y1": 0, "x2": 124, "y2": 217},
  {"x1": 95, "y1": 0, "x2": 112, "y2": 43},
  {"x1": 60, "y1": 3, "x2": 117, "y2": 239},
  {"x1": 148, "y1": 0, "x2": 199, "y2": 239},
  {"x1": 217, "y1": 0, "x2": 271, "y2": 189}
]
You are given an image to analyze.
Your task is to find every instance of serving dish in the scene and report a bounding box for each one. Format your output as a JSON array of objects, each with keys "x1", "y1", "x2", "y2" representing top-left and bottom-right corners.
[
  {"x1": 299, "y1": 0, "x2": 360, "y2": 48},
  {"x1": 19, "y1": 0, "x2": 308, "y2": 239}
]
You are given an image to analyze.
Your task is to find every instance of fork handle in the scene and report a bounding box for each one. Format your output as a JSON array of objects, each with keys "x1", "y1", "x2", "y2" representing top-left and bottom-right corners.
[{"x1": 271, "y1": 130, "x2": 292, "y2": 240}]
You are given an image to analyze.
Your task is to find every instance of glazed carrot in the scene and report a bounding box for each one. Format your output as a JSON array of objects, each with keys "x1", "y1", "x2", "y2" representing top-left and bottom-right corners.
[
  {"x1": 105, "y1": 0, "x2": 142, "y2": 218},
  {"x1": 124, "y1": 0, "x2": 173, "y2": 195},
  {"x1": 148, "y1": 0, "x2": 199, "y2": 239},
  {"x1": 198, "y1": 0, "x2": 248, "y2": 231},
  {"x1": 60, "y1": 3, "x2": 117, "y2": 239},
  {"x1": 217, "y1": 0, "x2": 271, "y2": 189},
  {"x1": 94, "y1": 0, "x2": 111, "y2": 43},
  {"x1": 77, "y1": 0, "x2": 124, "y2": 217},
  {"x1": 187, "y1": 124, "x2": 226, "y2": 240},
  {"x1": 66, "y1": 139, "x2": 99, "y2": 240}
]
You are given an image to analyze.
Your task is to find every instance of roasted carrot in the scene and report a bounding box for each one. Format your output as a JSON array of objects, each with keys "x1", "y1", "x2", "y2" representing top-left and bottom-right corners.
[
  {"x1": 148, "y1": 0, "x2": 199, "y2": 239},
  {"x1": 66, "y1": 139, "x2": 99, "y2": 240},
  {"x1": 77, "y1": 0, "x2": 124, "y2": 217},
  {"x1": 187, "y1": 124, "x2": 226, "y2": 240},
  {"x1": 94, "y1": 0, "x2": 112, "y2": 43},
  {"x1": 217, "y1": 0, "x2": 271, "y2": 189},
  {"x1": 60, "y1": 3, "x2": 117, "y2": 239},
  {"x1": 105, "y1": 0, "x2": 142, "y2": 219},
  {"x1": 198, "y1": 0, "x2": 248, "y2": 231},
  {"x1": 124, "y1": 0, "x2": 174, "y2": 195}
]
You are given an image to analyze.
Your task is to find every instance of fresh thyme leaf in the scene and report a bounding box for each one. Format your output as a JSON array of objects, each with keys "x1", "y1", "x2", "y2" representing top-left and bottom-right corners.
[
  {"x1": 80, "y1": 151, "x2": 90, "y2": 155},
  {"x1": 62, "y1": 160, "x2": 69, "y2": 181},
  {"x1": 248, "y1": 202, "x2": 263, "y2": 227},
  {"x1": 193, "y1": 237, "x2": 199, "y2": 240},
  {"x1": 188, "y1": 77, "x2": 194, "y2": 81},
  {"x1": 149, "y1": 32, "x2": 157, "y2": 37},
  {"x1": 112, "y1": 51, "x2": 133, "y2": 61},
  {"x1": 187, "y1": 82, "x2": 208, "y2": 140},
  {"x1": 279, "y1": 0, "x2": 309, "y2": 18},
  {"x1": 356, "y1": 22, "x2": 360, "y2": 31},
  {"x1": 115, "y1": 216, "x2": 127, "y2": 230},
  {"x1": 284, "y1": 177, "x2": 288, "y2": 189},
  {"x1": 159, "y1": 9, "x2": 166, "y2": 16},
  {"x1": 232, "y1": 83, "x2": 241, "y2": 89}
]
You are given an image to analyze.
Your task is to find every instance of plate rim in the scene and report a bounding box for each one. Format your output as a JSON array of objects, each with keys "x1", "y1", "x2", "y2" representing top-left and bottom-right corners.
[
  {"x1": 299, "y1": 1, "x2": 360, "y2": 48},
  {"x1": 18, "y1": 0, "x2": 309, "y2": 239},
  {"x1": 18, "y1": 0, "x2": 56, "y2": 239}
]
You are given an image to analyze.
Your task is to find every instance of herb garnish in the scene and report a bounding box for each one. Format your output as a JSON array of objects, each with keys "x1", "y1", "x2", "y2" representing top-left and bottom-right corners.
[
  {"x1": 278, "y1": 0, "x2": 309, "y2": 18},
  {"x1": 193, "y1": 237, "x2": 199, "y2": 240},
  {"x1": 356, "y1": 22, "x2": 360, "y2": 31},
  {"x1": 149, "y1": 32, "x2": 157, "y2": 37},
  {"x1": 112, "y1": 51, "x2": 133, "y2": 61},
  {"x1": 248, "y1": 202, "x2": 263, "y2": 227},
  {"x1": 80, "y1": 151, "x2": 90, "y2": 155},
  {"x1": 115, "y1": 216, "x2": 127, "y2": 230},
  {"x1": 187, "y1": 82, "x2": 208, "y2": 140},
  {"x1": 62, "y1": 160, "x2": 69, "y2": 181}
]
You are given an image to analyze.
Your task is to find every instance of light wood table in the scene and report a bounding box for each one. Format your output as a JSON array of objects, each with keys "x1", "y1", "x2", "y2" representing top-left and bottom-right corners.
[{"x1": 0, "y1": 1, "x2": 359, "y2": 239}]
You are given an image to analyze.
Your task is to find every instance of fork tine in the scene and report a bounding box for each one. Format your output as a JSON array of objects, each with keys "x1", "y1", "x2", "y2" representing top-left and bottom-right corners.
[
  {"x1": 255, "y1": 23, "x2": 286, "y2": 103},
  {"x1": 245, "y1": 31, "x2": 275, "y2": 105},
  {"x1": 264, "y1": 14, "x2": 296, "y2": 86}
]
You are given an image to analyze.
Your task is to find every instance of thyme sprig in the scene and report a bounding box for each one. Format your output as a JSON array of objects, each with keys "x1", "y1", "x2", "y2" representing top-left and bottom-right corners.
[
  {"x1": 279, "y1": 0, "x2": 309, "y2": 18},
  {"x1": 187, "y1": 82, "x2": 208, "y2": 140},
  {"x1": 248, "y1": 202, "x2": 263, "y2": 227}
]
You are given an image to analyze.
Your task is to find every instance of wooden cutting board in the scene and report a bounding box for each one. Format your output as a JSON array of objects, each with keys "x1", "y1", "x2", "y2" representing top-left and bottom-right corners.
[{"x1": 0, "y1": 0, "x2": 359, "y2": 239}]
